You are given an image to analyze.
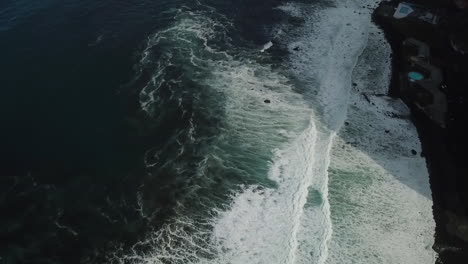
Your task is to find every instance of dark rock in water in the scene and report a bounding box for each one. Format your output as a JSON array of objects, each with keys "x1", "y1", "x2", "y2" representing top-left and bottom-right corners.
[
  {"x1": 385, "y1": 129, "x2": 390, "y2": 133},
  {"x1": 293, "y1": 46, "x2": 300, "y2": 51},
  {"x1": 345, "y1": 121, "x2": 350, "y2": 126},
  {"x1": 411, "y1": 149, "x2": 417, "y2": 155},
  {"x1": 264, "y1": 99, "x2": 271, "y2": 103},
  {"x1": 352, "y1": 82, "x2": 358, "y2": 87}
]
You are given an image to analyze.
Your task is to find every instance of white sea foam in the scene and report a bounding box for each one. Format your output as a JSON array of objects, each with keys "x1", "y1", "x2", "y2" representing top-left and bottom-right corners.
[
  {"x1": 260, "y1": 41, "x2": 273, "y2": 52},
  {"x1": 119, "y1": 1, "x2": 437, "y2": 263},
  {"x1": 271, "y1": 1, "x2": 375, "y2": 263},
  {"x1": 324, "y1": 21, "x2": 437, "y2": 264},
  {"x1": 209, "y1": 0, "x2": 389, "y2": 263},
  {"x1": 115, "y1": 7, "x2": 319, "y2": 264},
  {"x1": 211, "y1": 120, "x2": 333, "y2": 264},
  {"x1": 273, "y1": 1, "x2": 435, "y2": 263}
]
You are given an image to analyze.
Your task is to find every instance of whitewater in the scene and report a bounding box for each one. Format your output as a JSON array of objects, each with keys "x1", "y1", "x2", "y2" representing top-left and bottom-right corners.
[{"x1": 113, "y1": 0, "x2": 437, "y2": 263}]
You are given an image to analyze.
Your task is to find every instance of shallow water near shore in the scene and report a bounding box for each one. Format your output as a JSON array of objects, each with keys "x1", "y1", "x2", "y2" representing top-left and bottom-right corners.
[{"x1": 1, "y1": 0, "x2": 436, "y2": 263}]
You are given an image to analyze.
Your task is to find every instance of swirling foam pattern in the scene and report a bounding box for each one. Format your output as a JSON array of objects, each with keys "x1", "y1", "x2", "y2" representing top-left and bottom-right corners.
[{"x1": 113, "y1": 1, "x2": 437, "y2": 263}]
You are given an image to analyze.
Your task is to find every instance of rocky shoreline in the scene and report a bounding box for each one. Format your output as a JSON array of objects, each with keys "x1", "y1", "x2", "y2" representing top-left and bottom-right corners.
[{"x1": 373, "y1": 0, "x2": 468, "y2": 263}]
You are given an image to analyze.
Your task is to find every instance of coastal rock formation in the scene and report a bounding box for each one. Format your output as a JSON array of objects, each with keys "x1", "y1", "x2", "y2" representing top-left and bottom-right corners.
[{"x1": 374, "y1": 0, "x2": 468, "y2": 262}]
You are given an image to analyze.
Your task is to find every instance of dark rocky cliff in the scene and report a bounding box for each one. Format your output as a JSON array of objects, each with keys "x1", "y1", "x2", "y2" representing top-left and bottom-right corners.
[{"x1": 373, "y1": 0, "x2": 468, "y2": 263}]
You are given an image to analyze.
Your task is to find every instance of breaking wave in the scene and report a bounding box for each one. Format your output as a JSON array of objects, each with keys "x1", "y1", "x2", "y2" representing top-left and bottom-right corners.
[{"x1": 111, "y1": 0, "x2": 436, "y2": 263}]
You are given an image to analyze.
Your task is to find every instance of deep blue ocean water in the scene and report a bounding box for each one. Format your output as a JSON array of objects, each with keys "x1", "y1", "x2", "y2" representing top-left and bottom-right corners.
[{"x1": 0, "y1": 0, "x2": 283, "y2": 263}]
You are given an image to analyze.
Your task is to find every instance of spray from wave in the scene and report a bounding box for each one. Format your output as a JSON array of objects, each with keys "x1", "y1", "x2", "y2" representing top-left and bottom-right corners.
[{"x1": 112, "y1": 4, "x2": 321, "y2": 263}]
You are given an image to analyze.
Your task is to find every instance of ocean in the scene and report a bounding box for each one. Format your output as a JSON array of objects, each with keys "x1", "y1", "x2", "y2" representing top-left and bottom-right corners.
[{"x1": 0, "y1": 0, "x2": 437, "y2": 263}]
